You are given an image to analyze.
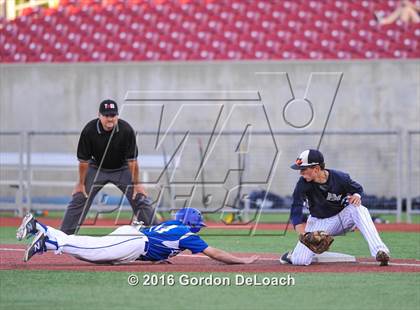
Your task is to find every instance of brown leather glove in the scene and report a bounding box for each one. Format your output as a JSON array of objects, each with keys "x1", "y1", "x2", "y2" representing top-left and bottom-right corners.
[{"x1": 299, "y1": 231, "x2": 334, "y2": 254}]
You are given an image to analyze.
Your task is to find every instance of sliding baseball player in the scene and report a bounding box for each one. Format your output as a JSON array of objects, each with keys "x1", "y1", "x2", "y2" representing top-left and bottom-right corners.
[{"x1": 16, "y1": 208, "x2": 258, "y2": 265}]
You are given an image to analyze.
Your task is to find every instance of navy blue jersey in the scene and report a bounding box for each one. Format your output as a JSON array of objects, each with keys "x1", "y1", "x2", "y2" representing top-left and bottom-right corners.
[
  {"x1": 290, "y1": 169, "x2": 363, "y2": 226},
  {"x1": 139, "y1": 220, "x2": 209, "y2": 261}
]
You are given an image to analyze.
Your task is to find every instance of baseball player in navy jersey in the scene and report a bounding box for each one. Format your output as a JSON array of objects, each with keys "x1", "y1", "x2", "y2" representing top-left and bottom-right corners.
[
  {"x1": 280, "y1": 149, "x2": 390, "y2": 266},
  {"x1": 16, "y1": 208, "x2": 258, "y2": 265}
]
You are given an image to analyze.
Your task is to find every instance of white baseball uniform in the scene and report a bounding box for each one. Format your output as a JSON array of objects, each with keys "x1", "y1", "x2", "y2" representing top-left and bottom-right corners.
[
  {"x1": 38, "y1": 224, "x2": 148, "y2": 264},
  {"x1": 35, "y1": 220, "x2": 209, "y2": 264},
  {"x1": 291, "y1": 204, "x2": 389, "y2": 265}
]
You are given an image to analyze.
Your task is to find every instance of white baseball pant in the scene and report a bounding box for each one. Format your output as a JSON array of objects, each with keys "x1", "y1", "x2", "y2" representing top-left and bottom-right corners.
[
  {"x1": 38, "y1": 224, "x2": 148, "y2": 264},
  {"x1": 291, "y1": 204, "x2": 390, "y2": 265}
]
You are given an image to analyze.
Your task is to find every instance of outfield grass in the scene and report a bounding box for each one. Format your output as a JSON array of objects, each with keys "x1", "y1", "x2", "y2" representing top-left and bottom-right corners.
[
  {"x1": 0, "y1": 271, "x2": 419, "y2": 310},
  {"x1": 1, "y1": 219, "x2": 419, "y2": 310}
]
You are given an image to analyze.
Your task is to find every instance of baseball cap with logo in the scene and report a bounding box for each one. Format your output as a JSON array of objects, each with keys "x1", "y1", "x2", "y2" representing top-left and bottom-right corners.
[
  {"x1": 290, "y1": 149, "x2": 324, "y2": 170},
  {"x1": 99, "y1": 99, "x2": 118, "y2": 116}
]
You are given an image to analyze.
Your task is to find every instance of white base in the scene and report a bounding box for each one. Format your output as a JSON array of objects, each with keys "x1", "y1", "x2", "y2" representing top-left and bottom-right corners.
[{"x1": 312, "y1": 251, "x2": 356, "y2": 263}]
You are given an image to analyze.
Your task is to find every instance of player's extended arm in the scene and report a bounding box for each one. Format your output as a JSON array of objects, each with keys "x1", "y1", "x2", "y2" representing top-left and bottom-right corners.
[{"x1": 202, "y1": 246, "x2": 258, "y2": 264}]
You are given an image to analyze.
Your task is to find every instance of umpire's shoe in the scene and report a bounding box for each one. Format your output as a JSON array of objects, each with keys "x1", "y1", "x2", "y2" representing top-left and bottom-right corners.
[
  {"x1": 376, "y1": 250, "x2": 390, "y2": 266},
  {"x1": 16, "y1": 213, "x2": 37, "y2": 241},
  {"x1": 24, "y1": 231, "x2": 47, "y2": 262},
  {"x1": 279, "y1": 251, "x2": 293, "y2": 265}
]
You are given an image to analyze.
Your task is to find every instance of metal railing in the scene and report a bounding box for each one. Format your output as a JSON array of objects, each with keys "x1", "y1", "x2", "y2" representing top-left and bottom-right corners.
[
  {"x1": 1, "y1": 129, "x2": 418, "y2": 222},
  {"x1": 406, "y1": 130, "x2": 420, "y2": 223}
]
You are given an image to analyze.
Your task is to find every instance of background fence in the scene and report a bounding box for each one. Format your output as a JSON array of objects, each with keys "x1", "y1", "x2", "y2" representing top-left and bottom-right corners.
[
  {"x1": 1, "y1": 129, "x2": 418, "y2": 222},
  {"x1": 406, "y1": 131, "x2": 420, "y2": 222}
]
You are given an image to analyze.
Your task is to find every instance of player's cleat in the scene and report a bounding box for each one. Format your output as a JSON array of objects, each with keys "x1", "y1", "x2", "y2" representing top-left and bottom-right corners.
[
  {"x1": 279, "y1": 251, "x2": 292, "y2": 265},
  {"x1": 24, "y1": 231, "x2": 47, "y2": 262},
  {"x1": 131, "y1": 220, "x2": 144, "y2": 230},
  {"x1": 16, "y1": 213, "x2": 37, "y2": 241},
  {"x1": 376, "y1": 250, "x2": 390, "y2": 266},
  {"x1": 132, "y1": 220, "x2": 144, "y2": 226}
]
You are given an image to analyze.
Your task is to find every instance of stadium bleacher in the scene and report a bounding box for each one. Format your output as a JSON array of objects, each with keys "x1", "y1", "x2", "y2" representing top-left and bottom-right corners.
[{"x1": 1, "y1": 0, "x2": 419, "y2": 63}]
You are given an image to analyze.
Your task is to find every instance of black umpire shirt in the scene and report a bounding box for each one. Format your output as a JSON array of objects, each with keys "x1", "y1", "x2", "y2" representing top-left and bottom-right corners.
[{"x1": 77, "y1": 119, "x2": 138, "y2": 169}]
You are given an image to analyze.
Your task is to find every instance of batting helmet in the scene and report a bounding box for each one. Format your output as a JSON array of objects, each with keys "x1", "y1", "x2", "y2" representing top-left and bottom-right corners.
[{"x1": 175, "y1": 208, "x2": 206, "y2": 232}]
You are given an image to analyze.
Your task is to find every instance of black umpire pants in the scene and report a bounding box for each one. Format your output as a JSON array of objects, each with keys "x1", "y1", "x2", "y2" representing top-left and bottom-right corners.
[{"x1": 60, "y1": 165, "x2": 158, "y2": 234}]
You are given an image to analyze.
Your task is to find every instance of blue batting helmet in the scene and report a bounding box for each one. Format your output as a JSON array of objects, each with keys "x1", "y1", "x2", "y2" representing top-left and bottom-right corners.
[{"x1": 175, "y1": 208, "x2": 206, "y2": 229}]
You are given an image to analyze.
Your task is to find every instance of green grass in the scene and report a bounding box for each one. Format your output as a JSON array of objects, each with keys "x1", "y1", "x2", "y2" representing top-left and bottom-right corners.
[
  {"x1": 1, "y1": 218, "x2": 419, "y2": 310},
  {"x1": 0, "y1": 271, "x2": 419, "y2": 310},
  {"x1": 1, "y1": 226, "x2": 419, "y2": 260}
]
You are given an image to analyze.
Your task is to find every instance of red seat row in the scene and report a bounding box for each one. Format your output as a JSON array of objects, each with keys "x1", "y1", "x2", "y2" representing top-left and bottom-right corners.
[{"x1": 1, "y1": 0, "x2": 419, "y2": 63}]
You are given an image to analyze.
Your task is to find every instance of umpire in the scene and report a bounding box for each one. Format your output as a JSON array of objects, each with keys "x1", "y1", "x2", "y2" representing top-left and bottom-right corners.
[{"x1": 60, "y1": 99, "x2": 158, "y2": 234}]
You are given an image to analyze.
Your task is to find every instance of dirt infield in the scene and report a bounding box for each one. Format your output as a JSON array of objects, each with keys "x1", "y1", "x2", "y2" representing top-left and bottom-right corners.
[
  {"x1": 1, "y1": 217, "x2": 419, "y2": 232},
  {"x1": 1, "y1": 245, "x2": 419, "y2": 273},
  {"x1": 2, "y1": 217, "x2": 418, "y2": 273}
]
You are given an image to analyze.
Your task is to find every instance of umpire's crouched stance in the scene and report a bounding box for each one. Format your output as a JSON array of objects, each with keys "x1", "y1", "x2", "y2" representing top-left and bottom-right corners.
[{"x1": 60, "y1": 99, "x2": 158, "y2": 234}]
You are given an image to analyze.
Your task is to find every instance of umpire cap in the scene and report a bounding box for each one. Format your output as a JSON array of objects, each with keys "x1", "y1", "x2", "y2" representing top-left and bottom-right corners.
[{"x1": 99, "y1": 99, "x2": 118, "y2": 116}]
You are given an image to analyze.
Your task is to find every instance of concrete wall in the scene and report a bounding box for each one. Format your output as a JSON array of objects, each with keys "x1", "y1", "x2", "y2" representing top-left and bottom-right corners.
[
  {"x1": 1, "y1": 60, "x2": 419, "y2": 132},
  {"x1": 1, "y1": 60, "x2": 419, "y2": 202}
]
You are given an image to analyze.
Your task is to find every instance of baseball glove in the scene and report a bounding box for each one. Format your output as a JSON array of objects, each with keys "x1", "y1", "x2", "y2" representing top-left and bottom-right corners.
[{"x1": 299, "y1": 231, "x2": 334, "y2": 254}]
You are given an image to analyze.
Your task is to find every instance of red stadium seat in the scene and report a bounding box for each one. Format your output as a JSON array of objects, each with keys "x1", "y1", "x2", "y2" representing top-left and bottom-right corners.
[{"x1": 1, "y1": 0, "x2": 418, "y2": 63}]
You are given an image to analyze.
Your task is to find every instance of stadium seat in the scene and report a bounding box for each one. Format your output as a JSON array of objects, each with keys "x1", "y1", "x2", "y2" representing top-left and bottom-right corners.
[{"x1": 1, "y1": 0, "x2": 418, "y2": 63}]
